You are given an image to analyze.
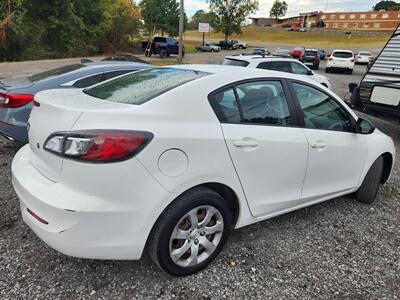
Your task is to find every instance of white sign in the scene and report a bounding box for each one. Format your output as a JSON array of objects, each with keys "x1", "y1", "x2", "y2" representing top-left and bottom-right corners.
[{"x1": 198, "y1": 23, "x2": 210, "y2": 33}]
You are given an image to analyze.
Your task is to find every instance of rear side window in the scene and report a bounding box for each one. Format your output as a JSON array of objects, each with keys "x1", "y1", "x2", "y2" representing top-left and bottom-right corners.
[
  {"x1": 213, "y1": 89, "x2": 241, "y2": 122},
  {"x1": 258, "y1": 61, "x2": 291, "y2": 73},
  {"x1": 237, "y1": 81, "x2": 292, "y2": 126},
  {"x1": 222, "y1": 59, "x2": 249, "y2": 67},
  {"x1": 332, "y1": 52, "x2": 353, "y2": 58},
  {"x1": 84, "y1": 68, "x2": 208, "y2": 105},
  {"x1": 101, "y1": 70, "x2": 133, "y2": 81},
  {"x1": 73, "y1": 73, "x2": 103, "y2": 88}
]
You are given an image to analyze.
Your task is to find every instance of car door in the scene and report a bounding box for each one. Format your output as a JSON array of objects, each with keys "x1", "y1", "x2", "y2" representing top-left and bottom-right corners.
[
  {"x1": 210, "y1": 80, "x2": 309, "y2": 217},
  {"x1": 289, "y1": 81, "x2": 367, "y2": 201}
]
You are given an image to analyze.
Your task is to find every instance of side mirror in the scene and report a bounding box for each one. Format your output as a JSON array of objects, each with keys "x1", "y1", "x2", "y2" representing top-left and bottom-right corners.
[
  {"x1": 307, "y1": 70, "x2": 313, "y2": 76},
  {"x1": 355, "y1": 118, "x2": 375, "y2": 134},
  {"x1": 348, "y1": 82, "x2": 358, "y2": 93}
]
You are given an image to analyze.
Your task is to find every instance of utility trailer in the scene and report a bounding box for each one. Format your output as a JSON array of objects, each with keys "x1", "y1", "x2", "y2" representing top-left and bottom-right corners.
[{"x1": 349, "y1": 25, "x2": 400, "y2": 118}]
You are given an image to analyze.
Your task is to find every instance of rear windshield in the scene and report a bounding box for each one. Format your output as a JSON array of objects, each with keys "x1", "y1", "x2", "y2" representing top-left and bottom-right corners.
[
  {"x1": 29, "y1": 64, "x2": 85, "y2": 82},
  {"x1": 84, "y1": 68, "x2": 208, "y2": 105},
  {"x1": 305, "y1": 51, "x2": 317, "y2": 56},
  {"x1": 332, "y1": 52, "x2": 353, "y2": 58},
  {"x1": 222, "y1": 59, "x2": 249, "y2": 67},
  {"x1": 359, "y1": 52, "x2": 372, "y2": 56}
]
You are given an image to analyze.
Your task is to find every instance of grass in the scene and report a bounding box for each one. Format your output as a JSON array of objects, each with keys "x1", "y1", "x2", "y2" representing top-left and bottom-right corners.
[{"x1": 184, "y1": 27, "x2": 390, "y2": 48}]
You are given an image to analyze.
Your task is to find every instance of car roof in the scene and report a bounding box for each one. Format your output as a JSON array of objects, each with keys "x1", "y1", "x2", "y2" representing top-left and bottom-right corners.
[
  {"x1": 332, "y1": 49, "x2": 354, "y2": 53},
  {"x1": 224, "y1": 55, "x2": 298, "y2": 62}
]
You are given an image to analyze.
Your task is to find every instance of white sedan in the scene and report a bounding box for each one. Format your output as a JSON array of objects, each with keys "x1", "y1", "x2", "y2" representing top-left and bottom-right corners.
[
  {"x1": 12, "y1": 65, "x2": 395, "y2": 276},
  {"x1": 355, "y1": 51, "x2": 373, "y2": 64}
]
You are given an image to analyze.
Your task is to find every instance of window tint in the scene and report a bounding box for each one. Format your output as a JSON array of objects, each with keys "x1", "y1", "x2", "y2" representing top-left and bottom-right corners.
[
  {"x1": 293, "y1": 82, "x2": 351, "y2": 132},
  {"x1": 290, "y1": 62, "x2": 309, "y2": 75},
  {"x1": 236, "y1": 81, "x2": 292, "y2": 126},
  {"x1": 213, "y1": 89, "x2": 241, "y2": 122},
  {"x1": 84, "y1": 68, "x2": 208, "y2": 105},
  {"x1": 73, "y1": 74, "x2": 103, "y2": 88},
  {"x1": 222, "y1": 59, "x2": 249, "y2": 67},
  {"x1": 29, "y1": 64, "x2": 85, "y2": 82},
  {"x1": 101, "y1": 70, "x2": 133, "y2": 81},
  {"x1": 258, "y1": 61, "x2": 291, "y2": 73},
  {"x1": 332, "y1": 51, "x2": 353, "y2": 58}
]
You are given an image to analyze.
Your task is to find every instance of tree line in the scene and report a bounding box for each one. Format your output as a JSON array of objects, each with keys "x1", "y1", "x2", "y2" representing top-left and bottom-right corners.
[{"x1": 0, "y1": 0, "x2": 259, "y2": 62}]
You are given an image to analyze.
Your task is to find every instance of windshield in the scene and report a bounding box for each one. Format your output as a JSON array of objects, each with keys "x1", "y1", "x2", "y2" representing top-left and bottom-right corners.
[
  {"x1": 222, "y1": 59, "x2": 249, "y2": 67},
  {"x1": 359, "y1": 52, "x2": 372, "y2": 56},
  {"x1": 84, "y1": 68, "x2": 208, "y2": 105},
  {"x1": 332, "y1": 52, "x2": 353, "y2": 58},
  {"x1": 29, "y1": 64, "x2": 85, "y2": 82}
]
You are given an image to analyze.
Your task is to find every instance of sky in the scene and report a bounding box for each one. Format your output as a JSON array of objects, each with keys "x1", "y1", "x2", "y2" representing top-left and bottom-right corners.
[{"x1": 185, "y1": 0, "x2": 380, "y2": 17}]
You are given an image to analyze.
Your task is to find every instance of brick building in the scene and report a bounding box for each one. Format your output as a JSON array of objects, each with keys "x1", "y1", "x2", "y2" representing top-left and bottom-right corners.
[{"x1": 320, "y1": 11, "x2": 400, "y2": 31}]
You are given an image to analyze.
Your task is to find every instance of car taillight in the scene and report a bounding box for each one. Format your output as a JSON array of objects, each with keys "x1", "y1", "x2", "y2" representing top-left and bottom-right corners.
[
  {"x1": 44, "y1": 130, "x2": 153, "y2": 162},
  {"x1": 0, "y1": 93, "x2": 34, "y2": 108},
  {"x1": 357, "y1": 56, "x2": 362, "y2": 59},
  {"x1": 351, "y1": 59, "x2": 355, "y2": 62},
  {"x1": 155, "y1": 43, "x2": 159, "y2": 49}
]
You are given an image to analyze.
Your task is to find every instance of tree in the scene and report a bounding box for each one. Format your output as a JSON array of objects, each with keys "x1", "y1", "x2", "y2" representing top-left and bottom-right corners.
[
  {"x1": 187, "y1": 9, "x2": 217, "y2": 30},
  {"x1": 373, "y1": 1, "x2": 400, "y2": 11},
  {"x1": 140, "y1": 0, "x2": 180, "y2": 36},
  {"x1": 269, "y1": 0, "x2": 288, "y2": 19},
  {"x1": 209, "y1": 0, "x2": 259, "y2": 40}
]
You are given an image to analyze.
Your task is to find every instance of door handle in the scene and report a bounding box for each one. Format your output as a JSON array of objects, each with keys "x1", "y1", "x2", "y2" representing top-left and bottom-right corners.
[
  {"x1": 311, "y1": 142, "x2": 327, "y2": 149},
  {"x1": 233, "y1": 139, "x2": 259, "y2": 148}
]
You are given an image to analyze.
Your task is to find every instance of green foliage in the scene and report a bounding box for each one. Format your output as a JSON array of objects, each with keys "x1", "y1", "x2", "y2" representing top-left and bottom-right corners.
[
  {"x1": 373, "y1": 1, "x2": 400, "y2": 11},
  {"x1": 187, "y1": 9, "x2": 217, "y2": 31},
  {"x1": 0, "y1": 0, "x2": 141, "y2": 61},
  {"x1": 140, "y1": 0, "x2": 180, "y2": 36},
  {"x1": 269, "y1": 0, "x2": 288, "y2": 19},
  {"x1": 209, "y1": 0, "x2": 259, "y2": 40}
]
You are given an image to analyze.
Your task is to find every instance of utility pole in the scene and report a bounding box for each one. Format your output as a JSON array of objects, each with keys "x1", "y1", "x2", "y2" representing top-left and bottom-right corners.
[{"x1": 178, "y1": 0, "x2": 184, "y2": 64}]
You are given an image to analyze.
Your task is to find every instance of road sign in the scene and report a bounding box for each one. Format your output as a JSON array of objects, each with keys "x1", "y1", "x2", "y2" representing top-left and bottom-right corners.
[{"x1": 198, "y1": 23, "x2": 210, "y2": 33}]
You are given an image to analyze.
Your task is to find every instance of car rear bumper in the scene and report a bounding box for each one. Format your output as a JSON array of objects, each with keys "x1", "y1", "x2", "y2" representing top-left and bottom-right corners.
[
  {"x1": 0, "y1": 121, "x2": 28, "y2": 143},
  {"x1": 12, "y1": 145, "x2": 172, "y2": 260}
]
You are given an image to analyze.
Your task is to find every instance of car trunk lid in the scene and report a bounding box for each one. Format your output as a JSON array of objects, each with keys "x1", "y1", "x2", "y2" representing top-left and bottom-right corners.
[{"x1": 28, "y1": 89, "x2": 125, "y2": 182}]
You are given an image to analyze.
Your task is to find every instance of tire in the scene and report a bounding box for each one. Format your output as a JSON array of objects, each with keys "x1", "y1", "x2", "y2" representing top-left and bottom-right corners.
[
  {"x1": 211, "y1": 49, "x2": 215, "y2": 53},
  {"x1": 356, "y1": 157, "x2": 384, "y2": 204},
  {"x1": 348, "y1": 69, "x2": 353, "y2": 75},
  {"x1": 325, "y1": 67, "x2": 330, "y2": 73},
  {"x1": 147, "y1": 187, "x2": 232, "y2": 276},
  {"x1": 159, "y1": 49, "x2": 167, "y2": 59}
]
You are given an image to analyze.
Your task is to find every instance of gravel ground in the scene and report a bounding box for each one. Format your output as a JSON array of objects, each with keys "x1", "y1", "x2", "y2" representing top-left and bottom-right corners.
[{"x1": 0, "y1": 53, "x2": 399, "y2": 299}]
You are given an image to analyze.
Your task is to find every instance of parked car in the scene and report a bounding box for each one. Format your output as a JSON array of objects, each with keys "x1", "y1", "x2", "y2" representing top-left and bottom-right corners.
[
  {"x1": 142, "y1": 36, "x2": 184, "y2": 58},
  {"x1": 0, "y1": 61, "x2": 150, "y2": 143},
  {"x1": 234, "y1": 41, "x2": 248, "y2": 49},
  {"x1": 253, "y1": 48, "x2": 270, "y2": 56},
  {"x1": 355, "y1": 51, "x2": 373, "y2": 64},
  {"x1": 286, "y1": 27, "x2": 294, "y2": 31},
  {"x1": 12, "y1": 65, "x2": 395, "y2": 276},
  {"x1": 300, "y1": 49, "x2": 321, "y2": 70},
  {"x1": 299, "y1": 27, "x2": 307, "y2": 32},
  {"x1": 326, "y1": 50, "x2": 355, "y2": 74},
  {"x1": 273, "y1": 49, "x2": 292, "y2": 58},
  {"x1": 291, "y1": 47, "x2": 305, "y2": 58},
  {"x1": 195, "y1": 43, "x2": 221, "y2": 52},
  {"x1": 222, "y1": 55, "x2": 331, "y2": 89},
  {"x1": 348, "y1": 25, "x2": 400, "y2": 117},
  {"x1": 318, "y1": 50, "x2": 326, "y2": 60},
  {"x1": 218, "y1": 40, "x2": 239, "y2": 50}
]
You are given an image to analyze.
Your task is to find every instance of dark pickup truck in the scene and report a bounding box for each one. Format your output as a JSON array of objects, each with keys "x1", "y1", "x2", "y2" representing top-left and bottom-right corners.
[
  {"x1": 218, "y1": 40, "x2": 239, "y2": 50},
  {"x1": 142, "y1": 37, "x2": 184, "y2": 58}
]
